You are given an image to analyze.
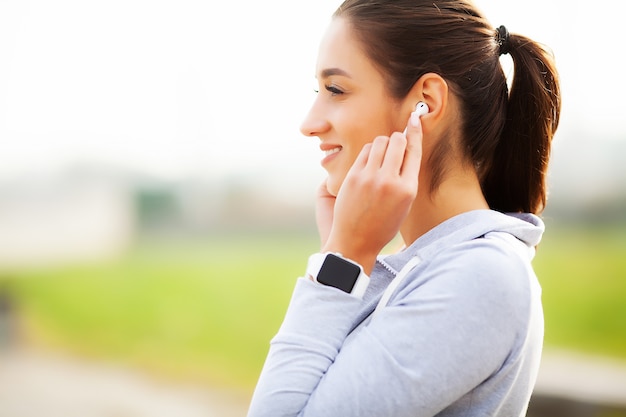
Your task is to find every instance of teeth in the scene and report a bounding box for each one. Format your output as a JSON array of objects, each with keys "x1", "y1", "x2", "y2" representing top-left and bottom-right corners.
[{"x1": 324, "y1": 147, "x2": 342, "y2": 156}]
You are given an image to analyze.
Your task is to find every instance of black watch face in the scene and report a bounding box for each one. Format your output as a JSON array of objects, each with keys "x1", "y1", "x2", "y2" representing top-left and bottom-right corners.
[{"x1": 317, "y1": 254, "x2": 361, "y2": 293}]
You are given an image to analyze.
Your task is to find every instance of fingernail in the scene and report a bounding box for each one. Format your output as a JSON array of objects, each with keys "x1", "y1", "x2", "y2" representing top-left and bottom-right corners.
[{"x1": 410, "y1": 111, "x2": 422, "y2": 128}]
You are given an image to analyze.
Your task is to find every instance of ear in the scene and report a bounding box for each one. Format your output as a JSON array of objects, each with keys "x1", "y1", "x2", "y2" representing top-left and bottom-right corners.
[{"x1": 402, "y1": 73, "x2": 448, "y2": 126}]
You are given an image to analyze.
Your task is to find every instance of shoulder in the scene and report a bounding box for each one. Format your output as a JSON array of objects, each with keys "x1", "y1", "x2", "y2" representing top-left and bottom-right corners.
[
  {"x1": 427, "y1": 231, "x2": 534, "y2": 292},
  {"x1": 376, "y1": 231, "x2": 541, "y2": 368},
  {"x1": 397, "y1": 232, "x2": 538, "y2": 324}
]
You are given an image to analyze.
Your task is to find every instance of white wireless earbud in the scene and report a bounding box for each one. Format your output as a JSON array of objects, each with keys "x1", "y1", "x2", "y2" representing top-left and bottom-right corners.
[
  {"x1": 403, "y1": 101, "x2": 430, "y2": 134},
  {"x1": 414, "y1": 101, "x2": 429, "y2": 117}
]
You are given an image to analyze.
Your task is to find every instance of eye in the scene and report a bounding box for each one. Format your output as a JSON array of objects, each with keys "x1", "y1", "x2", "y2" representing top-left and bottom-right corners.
[{"x1": 325, "y1": 84, "x2": 344, "y2": 96}]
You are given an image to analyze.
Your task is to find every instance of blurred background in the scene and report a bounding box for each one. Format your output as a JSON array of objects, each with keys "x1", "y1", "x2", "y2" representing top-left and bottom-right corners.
[{"x1": 0, "y1": 0, "x2": 625, "y2": 416}]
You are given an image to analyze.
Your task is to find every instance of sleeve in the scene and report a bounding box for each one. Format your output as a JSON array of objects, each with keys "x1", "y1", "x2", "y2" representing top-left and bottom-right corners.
[
  {"x1": 247, "y1": 277, "x2": 366, "y2": 416},
  {"x1": 246, "y1": 242, "x2": 528, "y2": 417}
]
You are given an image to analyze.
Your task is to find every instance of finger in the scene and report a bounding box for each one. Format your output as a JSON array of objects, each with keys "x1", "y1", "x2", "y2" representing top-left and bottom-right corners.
[
  {"x1": 349, "y1": 142, "x2": 372, "y2": 171},
  {"x1": 401, "y1": 111, "x2": 423, "y2": 177},
  {"x1": 365, "y1": 136, "x2": 390, "y2": 169},
  {"x1": 380, "y1": 132, "x2": 407, "y2": 175}
]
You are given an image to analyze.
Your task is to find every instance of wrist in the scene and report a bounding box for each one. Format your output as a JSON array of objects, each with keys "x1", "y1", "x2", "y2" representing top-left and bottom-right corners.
[
  {"x1": 320, "y1": 244, "x2": 377, "y2": 276},
  {"x1": 306, "y1": 252, "x2": 370, "y2": 298}
]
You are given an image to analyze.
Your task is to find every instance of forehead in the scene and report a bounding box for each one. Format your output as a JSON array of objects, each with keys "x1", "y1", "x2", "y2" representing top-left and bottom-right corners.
[{"x1": 315, "y1": 18, "x2": 381, "y2": 81}]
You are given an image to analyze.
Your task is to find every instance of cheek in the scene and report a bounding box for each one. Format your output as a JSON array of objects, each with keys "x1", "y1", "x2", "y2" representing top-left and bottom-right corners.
[
  {"x1": 341, "y1": 113, "x2": 381, "y2": 151},
  {"x1": 345, "y1": 116, "x2": 396, "y2": 154},
  {"x1": 328, "y1": 125, "x2": 386, "y2": 195},
  {"x1": 326, "y1": 101, "x2": 400, "y2": 192}
]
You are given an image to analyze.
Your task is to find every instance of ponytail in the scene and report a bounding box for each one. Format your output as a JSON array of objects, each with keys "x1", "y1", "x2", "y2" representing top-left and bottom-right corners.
[{"x1": 482, "y1": 33, "x2": 561, "y2": 214}]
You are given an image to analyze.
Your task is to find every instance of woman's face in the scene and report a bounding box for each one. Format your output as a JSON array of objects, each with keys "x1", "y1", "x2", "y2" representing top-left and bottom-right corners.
[{"x1": 300, "y1": 18, "x2": 406, "y2": 196}]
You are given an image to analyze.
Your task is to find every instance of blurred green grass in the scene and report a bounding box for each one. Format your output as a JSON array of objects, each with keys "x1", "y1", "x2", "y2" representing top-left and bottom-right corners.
[
  {"x1": 2, "y1": 224, "x2": 626, "y2": 392},
  {"x1": 4, "y1": 234, "x2": 318, "y2": 390},
  {"x1": 534, "y1": 223, "x2": 626, "y2": 358}
]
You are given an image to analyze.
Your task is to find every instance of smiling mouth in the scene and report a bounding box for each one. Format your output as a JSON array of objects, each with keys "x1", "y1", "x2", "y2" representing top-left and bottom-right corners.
[{"x1": 324, "y1": 146, "x2": 342, "y2": 157}]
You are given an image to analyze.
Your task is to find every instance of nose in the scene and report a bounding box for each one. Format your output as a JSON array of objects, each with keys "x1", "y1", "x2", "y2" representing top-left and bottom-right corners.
[{"x1": 299, "y1": 100, "x2": 331, "y2": 138}]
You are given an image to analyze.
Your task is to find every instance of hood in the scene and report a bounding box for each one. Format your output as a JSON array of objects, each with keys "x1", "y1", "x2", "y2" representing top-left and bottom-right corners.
[{"x1": 381, "y1": 209, "x2": 544, "y2": 274}]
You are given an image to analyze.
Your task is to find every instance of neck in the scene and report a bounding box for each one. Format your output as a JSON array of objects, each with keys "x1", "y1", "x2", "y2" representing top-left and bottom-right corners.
[{"x1": 400, "y1": 166, "x2": 489, "y2": 246}]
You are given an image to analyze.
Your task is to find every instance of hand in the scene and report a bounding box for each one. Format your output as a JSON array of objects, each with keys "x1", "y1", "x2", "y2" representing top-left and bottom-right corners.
[{"x1": 320, "y1": 113, "x2": 424, "y2": 274}]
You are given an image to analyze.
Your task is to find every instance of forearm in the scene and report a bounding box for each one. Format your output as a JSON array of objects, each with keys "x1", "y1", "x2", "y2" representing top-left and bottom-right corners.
[{"x1": 247, "y1": 278, "x2": 364, "y2": 417}]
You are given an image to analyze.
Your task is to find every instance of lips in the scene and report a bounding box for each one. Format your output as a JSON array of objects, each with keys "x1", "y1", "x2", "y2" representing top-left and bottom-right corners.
[
  {"x1": 320, "y1": 143, "x2": 342, "y2": 155},
  {"x1": 319, "y1": 144, "x2": 343, "y2": 166},
  {"x1": 324, "y1": 146, "x2": 342, "y2": 157}
]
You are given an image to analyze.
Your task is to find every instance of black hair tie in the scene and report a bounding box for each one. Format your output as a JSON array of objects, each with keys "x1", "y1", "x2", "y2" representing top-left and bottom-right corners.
[{"x1": 496, "y1": 25, "x2": 510, "y2": 56}]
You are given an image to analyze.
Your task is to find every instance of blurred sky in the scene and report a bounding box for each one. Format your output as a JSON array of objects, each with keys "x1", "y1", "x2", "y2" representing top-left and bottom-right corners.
[{"x1": 0, "y1": 0, "x2": 624, "y2": 197}]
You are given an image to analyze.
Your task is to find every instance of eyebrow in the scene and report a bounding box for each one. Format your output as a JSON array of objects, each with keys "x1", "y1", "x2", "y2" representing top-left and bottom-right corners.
[{"x1": 320, "y1": 68, "x2": 351, "y2": 79}]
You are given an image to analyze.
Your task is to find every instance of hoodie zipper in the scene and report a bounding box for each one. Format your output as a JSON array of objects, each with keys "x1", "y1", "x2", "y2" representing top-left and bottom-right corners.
[{"x1": 376, "y1": 256, "x2": 398, "y2": 276}]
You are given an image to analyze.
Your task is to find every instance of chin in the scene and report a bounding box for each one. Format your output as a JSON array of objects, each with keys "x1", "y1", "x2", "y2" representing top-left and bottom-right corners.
[{"x1": 326, "y1": 177, "x2": 341, "y2": 197}]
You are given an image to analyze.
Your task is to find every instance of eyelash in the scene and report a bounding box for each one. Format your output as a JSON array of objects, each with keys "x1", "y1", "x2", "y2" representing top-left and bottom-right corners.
[{"x1": 313, "y1": 84, "x2": 344, "y2": 96}]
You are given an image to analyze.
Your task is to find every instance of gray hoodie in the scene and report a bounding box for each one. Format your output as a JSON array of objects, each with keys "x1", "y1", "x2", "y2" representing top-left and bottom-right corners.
[{"x1": 248, "y1": 210, "x2": 544, "y2": 417}]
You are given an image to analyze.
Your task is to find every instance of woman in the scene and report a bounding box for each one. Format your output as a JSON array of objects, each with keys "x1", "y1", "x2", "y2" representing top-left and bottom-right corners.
[{"x1": 248, "y1": 0, "x2": 560, "y2": 415}]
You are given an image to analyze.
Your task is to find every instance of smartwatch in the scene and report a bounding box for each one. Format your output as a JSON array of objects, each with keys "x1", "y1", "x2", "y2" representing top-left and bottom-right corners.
[{"x1": 306, "y1": 252, "x2": 370, "y2": 298}]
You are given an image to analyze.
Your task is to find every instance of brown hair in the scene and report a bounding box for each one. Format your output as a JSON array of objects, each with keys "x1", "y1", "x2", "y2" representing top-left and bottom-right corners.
[{"x1": 334, "y1": 0, "x2": 561, "y2": 214}]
